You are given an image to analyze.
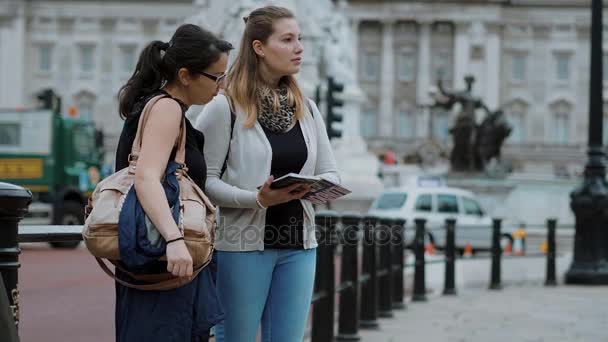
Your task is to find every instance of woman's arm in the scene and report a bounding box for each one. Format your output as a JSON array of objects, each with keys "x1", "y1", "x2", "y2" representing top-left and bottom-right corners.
[
  {"x1": 308, "y1": 99, "x2": 341, "y2": 184},
  {"x1": 195, "y1": 95, "x2": 259, "y2": 208},
  {"x1": 134, "y1": 98, "x2": 192, "y2": 277}
]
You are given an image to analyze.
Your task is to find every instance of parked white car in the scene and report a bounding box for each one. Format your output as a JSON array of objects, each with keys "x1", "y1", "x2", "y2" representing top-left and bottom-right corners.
[{"x1": 368, "y1": 176, "x2": 514, "y2": 251}]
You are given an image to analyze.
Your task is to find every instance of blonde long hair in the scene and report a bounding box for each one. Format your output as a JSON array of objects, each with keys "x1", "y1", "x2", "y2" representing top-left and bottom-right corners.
[{"x1": 226, "y1": 6, "x2": 306, "y2": 128}]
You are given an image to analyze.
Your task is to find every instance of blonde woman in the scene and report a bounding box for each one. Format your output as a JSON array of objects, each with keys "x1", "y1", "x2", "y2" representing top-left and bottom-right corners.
[{"x1": 196, "y1": 6, "x2": 340, "y2": 342}]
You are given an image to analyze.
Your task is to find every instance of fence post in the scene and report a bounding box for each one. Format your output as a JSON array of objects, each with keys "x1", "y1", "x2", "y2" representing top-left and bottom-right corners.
[
  {"x1": 359, "y1": 215, "x2": 380, "y2": 329},
  {"x1": 336, "y1": 213, "x2": 362, "y2": 341},
  {"x1": 391, "y1": 218, "x2": 406, "y2": 310},
  {"x1": 545, "y1": 218, "x2": 558, "y2": 286},
  {"x1": 377, "y1": 217, "x2": 393, "y2": 318},
  {"x1": 412, "y1": 219, "x2": 427, "y2": 302},
  {"x1": 489, "y1": 218, "x2": 503, "y2": 290},
  {"x1": 312, "y1": 211, "x2": 339, "y2": 342},
  {"x1": 0, "y1": 182, "x2": 31, "y2": 335},
  {"x1": 443, "y1": 218, "x2": 457, "y2": 296}
]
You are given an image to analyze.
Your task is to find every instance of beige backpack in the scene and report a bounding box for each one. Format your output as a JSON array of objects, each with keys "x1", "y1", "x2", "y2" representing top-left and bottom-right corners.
[{"x1": 82, "y1": 94, "x2": 216, "y2": 290}]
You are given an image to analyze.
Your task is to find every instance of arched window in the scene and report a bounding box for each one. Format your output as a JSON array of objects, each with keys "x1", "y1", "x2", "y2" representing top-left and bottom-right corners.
[
  {"x1": 551, "y1": 100, "x2": 571, "y2": 144},
  {"x1": 432, "y1": 109, "x2": 450, "y2": 142},
  {"x1": 359, "y1": 22, "x2": 381, "y2": 82},
  {"x1": 360, "y1": 105, "x2": 378, "y2": 138},
  {"x1": 74, "y1": 91, "x2": 96, "y2": 120},
  {"x1": 505, "y1": 99, "x2": 528, "y2": 143},
  {"x1": 396, "y1": 105, "x2": 415, "y2": 138}
]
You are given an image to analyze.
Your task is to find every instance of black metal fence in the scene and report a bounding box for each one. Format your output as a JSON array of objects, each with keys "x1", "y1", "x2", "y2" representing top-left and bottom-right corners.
[
  {"x1": 0, "y1": 183, "x2": 561, "y2": 341},
  {"x1": 308, "y1": 212, "x2": 560, "y2": 341}
]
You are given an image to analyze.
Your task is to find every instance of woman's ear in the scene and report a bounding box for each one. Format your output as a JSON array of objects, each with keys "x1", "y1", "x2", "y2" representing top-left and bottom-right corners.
[
  {"x1": 252, "y1": 40, "x2": 265, "y2": 58},
  {"x1": 177, "y1": 67, "x2": 191, "y2": 86}
]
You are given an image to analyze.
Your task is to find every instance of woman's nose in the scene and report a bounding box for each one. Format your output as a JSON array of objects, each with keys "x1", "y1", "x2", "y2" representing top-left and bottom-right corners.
[{"x1": 218, "y1": 79, "x2": 227, "y2": 90}]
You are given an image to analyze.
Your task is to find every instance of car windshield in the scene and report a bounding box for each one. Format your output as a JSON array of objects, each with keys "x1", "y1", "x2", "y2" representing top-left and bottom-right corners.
[
  {"x1": 462, "y1": 197, "x2": 483, "y2": 216},
  {"x1": 373, "y1": 193, "x2": 407, "y2": 210}
]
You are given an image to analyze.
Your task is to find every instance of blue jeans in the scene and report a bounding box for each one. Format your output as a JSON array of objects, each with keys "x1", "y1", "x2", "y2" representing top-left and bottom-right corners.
[{"x1": 213, "y1": 248, "x2": 316, "y2": 342}]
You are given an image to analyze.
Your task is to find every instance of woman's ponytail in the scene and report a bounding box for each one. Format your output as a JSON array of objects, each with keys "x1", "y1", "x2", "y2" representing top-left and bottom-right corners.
[{"x1": 118, "y1": 40, "x2": 167, "y2": 119}]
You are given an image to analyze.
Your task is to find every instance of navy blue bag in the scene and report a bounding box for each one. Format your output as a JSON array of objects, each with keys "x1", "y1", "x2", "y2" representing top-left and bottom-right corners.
[{"x1": 118, "y1": 161, "x2": 182, "y2": 271}]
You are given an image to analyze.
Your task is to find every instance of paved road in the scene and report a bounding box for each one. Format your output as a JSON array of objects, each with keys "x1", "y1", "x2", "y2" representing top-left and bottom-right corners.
[
  {"x1": 359, "y1": 285, "x2": 608, "y2": 342},
  {"x1": 18, "y1": 243, "x2": 114, "y2": 342},
  {"x1": 15, "y1": 239, "x2": 584, "y2": 342}
]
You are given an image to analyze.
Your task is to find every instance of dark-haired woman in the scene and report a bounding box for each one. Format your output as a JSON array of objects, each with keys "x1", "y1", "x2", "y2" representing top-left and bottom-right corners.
[{"x1": 114, "y1": 23, "x2": 232, "y2": 342}]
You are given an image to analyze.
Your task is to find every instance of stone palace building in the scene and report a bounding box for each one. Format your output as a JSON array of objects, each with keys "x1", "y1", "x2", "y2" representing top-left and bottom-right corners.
[
  {"x1": 0, "y1": 0, "x2": 604, "y2": 179},
  {"x1": 348, "y1": 0, "x2": 605, "y2": 177}
]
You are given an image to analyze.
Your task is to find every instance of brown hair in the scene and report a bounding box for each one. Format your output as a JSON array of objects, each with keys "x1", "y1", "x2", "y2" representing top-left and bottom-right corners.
[{"x1": 226, "y1": 6, "x2": 305, "y2": 128}]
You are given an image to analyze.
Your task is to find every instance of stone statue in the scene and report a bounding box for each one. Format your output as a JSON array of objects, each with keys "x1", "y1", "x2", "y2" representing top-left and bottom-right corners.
[
  {"x1": 475, "y1": 106, "x2": 512, "y2": 171},
  {"x1": 434, "y1": 75, "x2": 511, "y2": 173},
  {"x1": 436, "y1": 75, "x2": 484, "y2": 172}
]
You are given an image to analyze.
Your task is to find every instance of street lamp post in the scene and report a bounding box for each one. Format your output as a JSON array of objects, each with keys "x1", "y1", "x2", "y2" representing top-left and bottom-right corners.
[{"x1": 565, "y1": 0, "x2": 608, "y2": 284}]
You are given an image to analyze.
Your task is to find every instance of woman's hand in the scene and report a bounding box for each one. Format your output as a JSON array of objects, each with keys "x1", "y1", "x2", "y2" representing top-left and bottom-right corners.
[
  {"x1": 165, "y1": 239, "x2": 193, "y2": 278},
  {"x1": 257, "y1": 176, "x2": 311, "y2": 208}
]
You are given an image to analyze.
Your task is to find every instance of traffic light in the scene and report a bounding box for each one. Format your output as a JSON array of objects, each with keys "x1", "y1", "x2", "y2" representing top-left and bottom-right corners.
[
  {"x1": 325, "y1": 77, "x2": 344, "y2": 140},
  {"x1": 37, "y1": 88, "x2": 62, "y2": 114}
]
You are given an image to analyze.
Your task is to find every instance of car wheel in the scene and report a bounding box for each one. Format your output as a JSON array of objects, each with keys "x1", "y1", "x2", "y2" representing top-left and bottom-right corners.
[{"x1": 50, "y1": 201, "x2": 82, "y2": 249}]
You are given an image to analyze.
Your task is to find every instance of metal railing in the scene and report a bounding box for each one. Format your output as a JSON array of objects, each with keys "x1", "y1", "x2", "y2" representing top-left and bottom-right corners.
[{"x1": 308, "y1": 213, "x2": 560, "y2": 341}]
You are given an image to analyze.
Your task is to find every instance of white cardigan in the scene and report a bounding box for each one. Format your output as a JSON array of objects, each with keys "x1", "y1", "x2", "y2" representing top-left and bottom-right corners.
[{"x1": 195, "y1": 94, "x2": 340, "y2": 251}]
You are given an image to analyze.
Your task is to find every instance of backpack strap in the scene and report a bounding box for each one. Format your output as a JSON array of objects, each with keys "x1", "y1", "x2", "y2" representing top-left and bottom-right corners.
[
  {"x1": 220, "y1": 96, "x2": 237, "y2": 179},
  {"x1": 219, "y1": 97, "x2": 314, "y2": 179}
]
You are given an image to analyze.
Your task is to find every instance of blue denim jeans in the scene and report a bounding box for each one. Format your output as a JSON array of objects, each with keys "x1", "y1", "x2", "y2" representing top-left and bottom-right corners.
[{"x1": 213, "y1": 248, "x2": 316, "y2": 342}]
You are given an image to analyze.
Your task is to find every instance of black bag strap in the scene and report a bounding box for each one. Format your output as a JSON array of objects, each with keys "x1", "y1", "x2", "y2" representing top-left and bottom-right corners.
[
  {"x1": 219, "y1": 97, "x2": 314, "y2": 179},
  {"x1": 220, "y1": 96, "x2": 236, "y2": 179}
]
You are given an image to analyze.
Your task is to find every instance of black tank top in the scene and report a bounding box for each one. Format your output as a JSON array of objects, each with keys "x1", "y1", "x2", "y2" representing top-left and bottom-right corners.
[
  {"x1": 115, "y1": 90, "x2": 207, "y2": 190},
  {"x1": 262, "y1": 121, "x2": 308, "y2": 249}
]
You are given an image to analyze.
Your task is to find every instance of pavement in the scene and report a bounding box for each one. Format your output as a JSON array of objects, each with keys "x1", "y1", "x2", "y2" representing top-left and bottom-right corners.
[
  {"x1": 16, "y1": 241, "x2": 606, "y2": 342},
  {"x1": 358, "y1": 285, "x2": 608, "y2": 342}
]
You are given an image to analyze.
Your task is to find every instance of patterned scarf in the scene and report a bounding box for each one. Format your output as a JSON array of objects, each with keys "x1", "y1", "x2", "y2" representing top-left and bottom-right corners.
[{"x1": 256, "y1": 85, "x2": 295, "y2": 133}]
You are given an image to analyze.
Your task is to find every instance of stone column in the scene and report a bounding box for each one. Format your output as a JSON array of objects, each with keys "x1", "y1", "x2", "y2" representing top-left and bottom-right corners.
[
  {"x1": 0, "y1": 7, "x2": 25, "y2": 108},
  {"x1": 416, "y1": 21, "x2": 432, "y2": 141},
  {"x1": 453, "y1": 22, "x2": 471, "y2": 90},
  {"x1": 351, "y1": 18, "x2": 360, "y2": 83},
  {"x1": 485, "y1": 23, "x2": 502, "y2": 110},
  {"x1": 379, "y1": 20, "x2": 395, "y2": 137},
  {"x1": 416, "y1": 21, "x2": 432, "y2": 105},
  {"x1": 343, "y1": 18, "x2": 361, "y2": 138}
]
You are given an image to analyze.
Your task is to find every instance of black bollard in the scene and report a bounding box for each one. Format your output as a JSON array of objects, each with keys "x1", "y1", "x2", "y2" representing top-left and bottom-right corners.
[
  {"x1": 391, "y1": 218, "x2": 406, "y2": 310},
  {"x1": 336, "y1": 213, "x2": 362, "y2": 341},
  {"x1": 0, "y1": 276, "x2": 19, "y2": 341},
  {"x1": 545, "y1": 219, "x2": 558, "y2": 286},
  {"x1": 412, "y1": 219, "x2": 427, "y2": 302},
  {"x1": 443, "y1": 218, "x2": 457, "y2": 295},
  {"x1": 312, "y1": 211, "x2": 339, "y2": 342},
  {"x1": 377, "y1": 217, "x2": 393, "y2": 318},
  {"x1": 489, "y1": 218, "x2": 503, "y2": 290},
  {"x1": 359, "y1": 215, "x2": 380, "y2": 329},
  {"x1": 0, "y1": 182, "x2": 31, "y2": 333}
]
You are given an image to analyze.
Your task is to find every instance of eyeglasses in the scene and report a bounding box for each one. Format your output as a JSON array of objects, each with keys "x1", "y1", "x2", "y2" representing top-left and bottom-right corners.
[{"x1": 199, "y1": 71, "x2": 227, "y2": 85}]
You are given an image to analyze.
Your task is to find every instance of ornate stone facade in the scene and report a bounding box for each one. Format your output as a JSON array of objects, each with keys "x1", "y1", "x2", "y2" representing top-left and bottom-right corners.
[{"x1": 348, "y1": 0, "x2": 599, "y2": 177}]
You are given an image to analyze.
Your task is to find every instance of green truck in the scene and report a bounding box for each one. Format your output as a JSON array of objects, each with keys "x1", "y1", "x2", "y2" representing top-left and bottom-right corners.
[{"x1": 0, "y1": 90, "x2": 104, "y2": 248}]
